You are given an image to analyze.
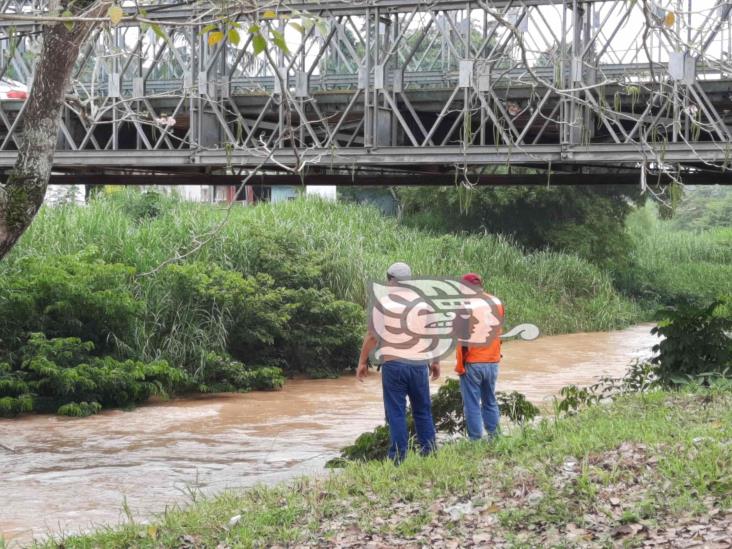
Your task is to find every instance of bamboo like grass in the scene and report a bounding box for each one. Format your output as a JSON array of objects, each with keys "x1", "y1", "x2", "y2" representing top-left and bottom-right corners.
[
  {"x1": 4, "y1": 191, "x2": 643, "y2": 367},
  {"x1": 624, "y1": 205, "x2": 732, "y2": 304}
]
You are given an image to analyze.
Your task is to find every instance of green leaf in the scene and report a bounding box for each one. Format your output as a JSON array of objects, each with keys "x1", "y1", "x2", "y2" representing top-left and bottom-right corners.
[
  {"x1": 252, "y1": 32, "x2": 267, "y2": 55},
  {"x1": 201, "y1": 23, "x2": 218, "y2": 34},
  {"x1": 150, "y1": 24, "x2": 167, "y2": 42},
  {"x1": 62, "y1": 10, "x2": 74, "y2": 32},
  {"x1": 228, "y1": 28, "x2": 241, "y2": 46},
  {"x1": 315, "y1": 19, "x2": 328, "y2": 36},
  {"x1": 289, "y1": 22, "x2": 304, "y2": 34},
  {"x1": 270, "y1": 29, "x2": 288, "y2": 53}
]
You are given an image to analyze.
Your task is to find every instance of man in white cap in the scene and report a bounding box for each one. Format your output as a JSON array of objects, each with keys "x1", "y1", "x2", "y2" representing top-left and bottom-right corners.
[{"x1": 356, "y1": 261, "x2": 439, "y2": 462}]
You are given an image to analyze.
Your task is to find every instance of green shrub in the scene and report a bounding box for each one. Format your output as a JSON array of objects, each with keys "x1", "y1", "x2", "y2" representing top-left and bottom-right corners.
[
  {"x1": 116, "y1": 189, "x2": 169, "y2": 221},
  {"x1": 57, "y1": 401, "x2": 102, "y2": 417},
  {"x1": 233, "y1": 227, "x2": 332, "y2": 289},
  {"x1": 0, "y1": 361, "x2": 30, "y2": 396},
  {"x1": 430, "y1": 378, "x2": 466, "y2": 434},
  {"x1": 245, "y1": 366, "x2": 286, "y2": 391},
  {"x1": 159, "y1": 263, "x2": 361, "y2": 376},
  {"x1": 328, "y1": 424, "x2": 392, "y2": 466},
  {"x1": 0, "y1": 252, "x2": 140, "y2": 356},
  {"x1": 192, "y1": 352, "x2": 284, "y2": 393},
  {"x1": 396, "y1": 185, "x2": 643, "y2": 270},
  {"x1": 651, "y1": 298, "x2": 732, "y2": 386},
  {"x1": 497, "y1": 391, "x2": 541, "y2": 424},
  {"x1": 273, "y1": 287, "x2": 363, "y2": 376},
  {"x1": 0, "y1": 394, "x2": 33, "y2": 417},
  {"x1": 432, "y1": 379, "x2": 540, "y2": 431},
  {"x1": 7, "y1": 192, "x2": 642, "y2": 335},
  {"x1": 0, "y1": 333, "x2": 186, "y2": 417},
  {"x1": 554, "y1": 384, "x2": 599, "y2": 415},
  {"x1": 155, "y1": 264, "x2": 287, "y2": 371}
]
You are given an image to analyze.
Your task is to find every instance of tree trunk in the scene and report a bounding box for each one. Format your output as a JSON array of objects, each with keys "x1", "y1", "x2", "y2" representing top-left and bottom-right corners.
[{"x1": 0, "y1": 2, "x2": 108, "y2": 260}]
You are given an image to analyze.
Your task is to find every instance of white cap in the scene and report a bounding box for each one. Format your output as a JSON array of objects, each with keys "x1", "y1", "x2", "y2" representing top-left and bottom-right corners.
[{"x1": 386, "y1": 262, "x2": 412, "y2": 280}]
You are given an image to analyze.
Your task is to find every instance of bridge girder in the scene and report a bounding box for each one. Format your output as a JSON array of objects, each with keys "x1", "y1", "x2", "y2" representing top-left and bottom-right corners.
[{"x1": 0, "y1": 0, "x2": 731, "y2": 183}]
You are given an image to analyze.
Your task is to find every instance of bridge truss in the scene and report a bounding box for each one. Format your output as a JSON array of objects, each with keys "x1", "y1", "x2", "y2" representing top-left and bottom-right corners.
[{"x1": 0, "y1": 0, "x2": 731, "y2": 185}]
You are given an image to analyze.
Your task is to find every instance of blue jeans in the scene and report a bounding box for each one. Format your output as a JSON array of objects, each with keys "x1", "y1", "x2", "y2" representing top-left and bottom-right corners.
[
  {"x1": 381, "y1": 361, "x2": 437, "y2": 462},
  {"x1": 459, "y1": 362, "x2": 500, "y2": 440}
]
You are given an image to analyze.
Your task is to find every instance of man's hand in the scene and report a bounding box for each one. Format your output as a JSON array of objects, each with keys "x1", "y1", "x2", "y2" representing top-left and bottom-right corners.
[
  {"x1": 430, "y1": 361, "x2": 440, "y2": 381},
  {"x1": 356, "y1": 362, "x2": 369, "y2": 382}
]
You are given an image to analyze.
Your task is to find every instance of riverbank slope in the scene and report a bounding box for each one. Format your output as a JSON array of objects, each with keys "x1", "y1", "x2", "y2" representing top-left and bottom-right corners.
[{"x1": 40, "y1": 384, "x2": 732, "y2": 548}]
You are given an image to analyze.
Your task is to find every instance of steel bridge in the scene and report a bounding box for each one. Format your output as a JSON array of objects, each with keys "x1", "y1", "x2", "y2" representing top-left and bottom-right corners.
[{"x1": 1, "y1": 0, "x2": 732, "y2": 185}]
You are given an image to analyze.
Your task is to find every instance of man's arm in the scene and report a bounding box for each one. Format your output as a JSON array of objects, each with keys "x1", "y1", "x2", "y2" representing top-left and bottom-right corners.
[
  {"x1": 430, "y1": 360, "x2": 440, "y2": 381},
  {"x1": 356, "y1": 330, "x2": 378, "y2": 381}
]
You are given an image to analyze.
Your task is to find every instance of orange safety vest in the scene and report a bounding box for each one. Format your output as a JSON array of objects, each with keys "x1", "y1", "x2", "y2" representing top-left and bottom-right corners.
[{"x1": 454, "y1": 294, "x2": 504, "y2": 375}]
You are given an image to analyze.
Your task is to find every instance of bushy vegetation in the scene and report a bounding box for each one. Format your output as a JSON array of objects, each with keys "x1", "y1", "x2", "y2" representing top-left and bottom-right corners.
[
  {"x1": 9, "y1": 190, "x2": 640, "y2": 333},
  {"x1": 1, "y1": 193, "x2": 380, "y2": 416},
  {"x1": 1, "y1": 186, "x2": 726, "y2": 418},
  {"x1": 651, "y1": 298, "x2": 731, "y2": 386},
  {"x1": 620, "y1": 202, "x2": 732, "y2": 307},
  {"x1": 0, "y1": 251, "x2": 140, "y2": 354},
  {"x1": 671, "y1": 185, "x2": 732, "y2": 231},
  {"x1": 396, "y1": 185, "x2": 643, "y2": 271},
  {"x1": 0, "y1": 333, "x2": 183, "y2": 417},
  {"x1": 363, "y1": 184, "x2": 729, "y2": 311}
]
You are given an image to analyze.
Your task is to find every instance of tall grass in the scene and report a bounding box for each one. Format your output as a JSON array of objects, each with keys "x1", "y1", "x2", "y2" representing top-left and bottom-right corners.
[
  {"x1": 4, "y1": 190, "x2": 642, "y2": 339},
  {"x1": 622, "y1": 204, "x2": 732, "y2": 306}
]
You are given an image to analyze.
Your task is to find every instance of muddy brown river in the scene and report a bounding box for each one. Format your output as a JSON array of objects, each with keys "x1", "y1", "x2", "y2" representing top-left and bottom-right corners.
[{"x1": 0, "y1": 324, "x2": 656, "y2": 546}]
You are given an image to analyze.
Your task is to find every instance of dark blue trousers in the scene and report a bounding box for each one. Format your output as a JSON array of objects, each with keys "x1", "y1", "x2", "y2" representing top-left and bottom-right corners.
[{"x1": 381, "y1": 360, "x2": 437, "y2": 462}]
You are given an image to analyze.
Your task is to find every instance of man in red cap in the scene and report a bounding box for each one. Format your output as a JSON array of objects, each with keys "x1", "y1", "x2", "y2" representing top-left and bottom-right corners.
[{"x1": 457, "y1": 272, "x2": 504, "y2": 440}]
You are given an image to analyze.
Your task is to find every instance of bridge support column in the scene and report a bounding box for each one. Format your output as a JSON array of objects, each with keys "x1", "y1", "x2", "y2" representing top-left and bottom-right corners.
[
  {"x1": 565, "y1": 2, "x2": 596, "y2": 147},
  {"x1": 191, "y1": 23, "x2": 223, "y2": 151}
]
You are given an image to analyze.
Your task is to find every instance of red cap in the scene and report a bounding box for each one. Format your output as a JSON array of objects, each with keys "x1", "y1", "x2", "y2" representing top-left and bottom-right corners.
[{"x1": 461, "y1": 273, "x2": 483, "y2": 287}]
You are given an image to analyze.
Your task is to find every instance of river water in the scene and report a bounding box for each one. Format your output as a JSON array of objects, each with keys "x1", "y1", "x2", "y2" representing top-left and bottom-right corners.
[{"x1": 0, "y1": 324, "x2": 656, "y2": 545}]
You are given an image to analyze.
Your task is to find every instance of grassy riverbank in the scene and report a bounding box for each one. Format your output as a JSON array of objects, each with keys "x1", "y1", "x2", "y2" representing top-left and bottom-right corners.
[{"x1": 39, "y1": 384, "x2": 732, "y2": 548}]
